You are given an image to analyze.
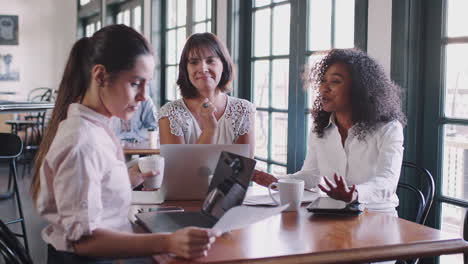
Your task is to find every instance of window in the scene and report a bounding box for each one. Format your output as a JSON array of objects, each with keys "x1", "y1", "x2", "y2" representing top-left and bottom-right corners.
[
  {"x1": 114, "y1": 0, "x2": 143, "y2": 33},
  {"x1": 77, "y1": 0, "x2": 101, "y2": 38},
  {"x1": 85, "y1": 16, "x2": 101, "y2": 37},
  {"x1": 239, "y1": 0, "x2": 360, "y2": 173},
  {"x1": 163, "y1": 0, "x2": 214, "y2": 103},
  {"x1": 421, "y1": 1, "x2": 468, "y2": 263}
]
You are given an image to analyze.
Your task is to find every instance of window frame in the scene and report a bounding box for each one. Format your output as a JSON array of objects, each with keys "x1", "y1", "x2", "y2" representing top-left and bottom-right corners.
[{"x1": 232, "y1": 0, "x2": 368, "y2": 173}]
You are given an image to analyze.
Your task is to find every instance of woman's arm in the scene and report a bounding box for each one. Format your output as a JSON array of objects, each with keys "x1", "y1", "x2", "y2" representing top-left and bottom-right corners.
[
  {"x1": 158, "y1": 118, "x2": 185, "y2": 144},
  {"x1": 73, "y1": 227, "x2": 218, "y2": 259}
]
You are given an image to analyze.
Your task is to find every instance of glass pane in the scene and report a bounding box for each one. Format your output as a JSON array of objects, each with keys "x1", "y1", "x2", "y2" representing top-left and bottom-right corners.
[
  {"x1": 440, "y1": 203, "x2": 465, "y2": 264},
  {"x1": 255, "y1": 160, "x2": 268, "y2": 172},
  {"x1": 123, "y1": 10, "x2": 131, "y2": 26},
  {"x1": 254, "y1": 8, "x2": 271, "y2": 57},
  {"x1": 447, "y1": 0, "x2": 468, "y2": 37},
  {"x1": 195, "y1": 0, "x2": 207, "y2": 22},
  {"x1": 272, "y1": 4, "x2": 290, "y2": 55},
  {"x1": 271, "y1": 59, "x2": 289, "y2": 109},
  {"x1": 271, "y1": 164, "x2": 287, "y2": 175},
  {"x1": 207, "y1": 21, "x2": 212, "y2": 32},
  {"x1": 166, "y1": 66, "x2": 178, "y2": 101},
  {"x1": 253, "y1": 60, "x2": 270, "y2": 108},
  {"x1": 194, "y1": 22, "x2": 207, "y2": 34},
  {"x1": 177, "y1": 28, "x2": 187, "y2": 62},
  {"x1": 80, "y1": 0, "x2": 90, "y2": 6},
  {"x1": 167, "y1": 0, "x2": 177, "y2": 28},
  {"x1": 177, "y1": 0, "x2": 187, "y2": 26},
  {"x1": 254, "y1": 0, "x2": 271, "y2": 7},
  {"x1": 308, "y1": 0, "x2": 332, "y2": 51},
  {"x1": 133, "y1": 6, "x2": 142, "y2": 33},
  {"x1": 117, "y1": 12, "x2": 123, "y2": 24},
  {"x1": 96, "y1": 21, "x2": 101, "y2": 31},
  {"x1": 255, "y1": 111, "x2": 269, "y2": 160},
  {"x1": 271, "y1": 112, "x2": 288, "y2": 164},
  {"x1": 334, "y1": 0, "x2": 355, "y2": 48},
  {"x1": 442, "y1": 124, "x2": 468, "y2": 199},
  {"x1": 166, "y1": 29, "x2": 177, "y2": 65},
  {"x1": 444, "y1": 44, "x2": 468, "y2": 119},
  {"x1": 306, "y1": 54, "x2": 323, "y2": 108},
  {"x1": 207, "y1": 0, "x2": 212, "y2": 19}
]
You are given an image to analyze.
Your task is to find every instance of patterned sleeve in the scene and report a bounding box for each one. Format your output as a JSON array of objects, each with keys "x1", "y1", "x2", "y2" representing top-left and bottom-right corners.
[
  {"x1": 158, "y1": 101, "x2": 187, "y2": 137},
  {"x1": 231, "y1": 98, "x2": 256, "y2": 137}
]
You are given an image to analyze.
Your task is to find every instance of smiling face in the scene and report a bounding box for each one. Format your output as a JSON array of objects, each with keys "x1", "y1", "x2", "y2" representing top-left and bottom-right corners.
[
  {"x1": 101, "y1": 54, "x2": 155, "y2": 120},
  {"x1": 319, "y1": 62, "x2": 353, "y2": 114},
  {"x1": 186, "y1": 47, "x2": 223, "y2": 97}
]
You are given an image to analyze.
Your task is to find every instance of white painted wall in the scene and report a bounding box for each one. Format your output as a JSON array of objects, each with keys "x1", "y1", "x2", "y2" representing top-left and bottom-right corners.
[
  {"x1": 367, "y1": 0, "x2": 392, "y2": 76},
  {"x1": 0, "y1": 0, "x2": 76, "y2": 100}
]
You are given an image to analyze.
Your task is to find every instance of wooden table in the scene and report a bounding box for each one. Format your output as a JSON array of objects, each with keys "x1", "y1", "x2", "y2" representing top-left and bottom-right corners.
[
  {"x1": 148, "y1": 201, "x2": 468, "y2": 264},
  {"x1": 122, "y1": 141, "x2": 160, "y2": 155}
]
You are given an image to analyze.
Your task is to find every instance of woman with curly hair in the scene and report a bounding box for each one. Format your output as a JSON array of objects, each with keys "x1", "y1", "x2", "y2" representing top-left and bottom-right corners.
[{"x1": 254, "y1": 48, "x2": 406, "y2": 212}]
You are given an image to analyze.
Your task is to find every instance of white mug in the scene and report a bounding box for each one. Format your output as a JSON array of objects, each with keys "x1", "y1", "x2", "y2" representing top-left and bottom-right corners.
[
  {"x1": 268, "y1": 179, "x2": 304, "y2": 211},
  {"x1": 138, "y1": 155, "x2": 165, "y2": 189}
]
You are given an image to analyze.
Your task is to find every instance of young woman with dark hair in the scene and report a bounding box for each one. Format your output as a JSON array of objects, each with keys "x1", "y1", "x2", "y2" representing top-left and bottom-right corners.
[
  {"x1": 158, "y1": 32, "x2": 255, "y2": 157},
  {"x1": 254, "y1": 48, "x2": 406, "y2": 213},
  {"x1": 31, "y1": 25, "x2": 218, "y2": 263}
]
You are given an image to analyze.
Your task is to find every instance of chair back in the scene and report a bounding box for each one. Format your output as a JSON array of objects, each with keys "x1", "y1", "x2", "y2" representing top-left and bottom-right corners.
[
  {"x1": 397, "y1": 161, "x2": 435, "y2": 225},
  {"x1": 0, "y1": 133, "x2": 23, "y2": 159},
  {"x1": 28, "y1": 87, "x2": 54, "y2": 102},
  {"x1": 0, "y1": 220, "x2": 33, "y2": 264}
]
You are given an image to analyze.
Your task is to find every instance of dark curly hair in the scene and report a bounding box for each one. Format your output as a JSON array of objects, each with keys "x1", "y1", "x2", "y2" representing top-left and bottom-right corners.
[{"x1": 308, "y1": 48, "x2": 406, "y2": 140}]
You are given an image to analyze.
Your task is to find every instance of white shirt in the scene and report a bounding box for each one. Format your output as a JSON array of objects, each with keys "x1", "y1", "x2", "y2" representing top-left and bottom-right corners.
[
  {"x1": 287, "y1": 117, "x2": 404, "y2": 212},
  {"x1": 158, "y1": 95, "x2": 255, "y2": 144},
  {"x1": 37, "y1": 104, "x2": 132, "y2": 252}
]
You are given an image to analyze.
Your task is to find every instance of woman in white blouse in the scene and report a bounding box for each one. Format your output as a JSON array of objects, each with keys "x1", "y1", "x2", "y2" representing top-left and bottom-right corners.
[
  {"x1": 254, "y1": 49, "x2": 406, "y2": 212},
  {"x1": 158, "y1": 33, "x2": 255, "y2": 157},
  {"x1": 31, "y1": 25, "x2": 218, "y2": 263}
]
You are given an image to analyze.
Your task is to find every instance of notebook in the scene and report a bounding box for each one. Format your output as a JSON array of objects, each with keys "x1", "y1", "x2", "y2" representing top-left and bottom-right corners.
[{"x1": 135, "y1": 151, "x2": 256, "y2": 233}]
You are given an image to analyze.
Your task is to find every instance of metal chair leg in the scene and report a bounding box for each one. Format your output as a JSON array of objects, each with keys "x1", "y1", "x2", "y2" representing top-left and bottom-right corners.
[{"x1": 10, "y1": 159, "x2": 29, "y2": 254}]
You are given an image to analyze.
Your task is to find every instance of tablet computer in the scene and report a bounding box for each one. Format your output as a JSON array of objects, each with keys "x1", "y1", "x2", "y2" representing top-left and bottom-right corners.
[{"x1": 307, "y1": 197, "x2": 364, "y2": 216}]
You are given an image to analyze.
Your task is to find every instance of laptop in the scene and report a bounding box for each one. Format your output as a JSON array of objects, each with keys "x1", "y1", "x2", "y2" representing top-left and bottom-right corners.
[
  {"x1": 159, "y1": 144, "x2": 250, "y2": 200},
  {"x1": 135, "y1": 151, "x2": 256, "y2": 233}
]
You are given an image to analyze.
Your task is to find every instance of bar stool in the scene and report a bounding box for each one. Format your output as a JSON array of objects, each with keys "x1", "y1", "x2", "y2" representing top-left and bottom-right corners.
[{"x1": 0, "y1": 133, "x2": 29, "y2": 255}]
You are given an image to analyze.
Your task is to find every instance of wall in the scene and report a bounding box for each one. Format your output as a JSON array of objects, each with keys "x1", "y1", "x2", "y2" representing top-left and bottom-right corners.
[
  {"x1": 0, "y1": 0, "x2": 77, "y2": 100},
  {"x1": 367, "y1": 0, "x2": 392, "y2": 76}
]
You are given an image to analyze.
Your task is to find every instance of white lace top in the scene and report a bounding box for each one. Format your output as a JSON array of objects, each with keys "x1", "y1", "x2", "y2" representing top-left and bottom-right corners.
[{"x1": 159, "y1": 96, "x2": 255, "y2": 144}]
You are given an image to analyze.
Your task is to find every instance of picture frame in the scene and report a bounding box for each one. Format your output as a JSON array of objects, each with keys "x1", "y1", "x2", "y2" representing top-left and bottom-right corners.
[{"x1": 0, "y1": 15, "x2": 18, "y2": 45}]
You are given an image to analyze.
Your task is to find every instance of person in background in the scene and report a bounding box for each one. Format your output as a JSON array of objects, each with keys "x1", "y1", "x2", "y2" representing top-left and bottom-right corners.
[
  {"x1": 158, "y1": 32, "x2": 255, "y2": 157},
  {"x1": 110, "y1": 98, "x2": 158, "y2": 143},
  {"x1": 30, "y1": 25, "x2": 219, "y2": 263},
  {"x1": 254, "y1": 48, "x2": 406, "y2": 213}
]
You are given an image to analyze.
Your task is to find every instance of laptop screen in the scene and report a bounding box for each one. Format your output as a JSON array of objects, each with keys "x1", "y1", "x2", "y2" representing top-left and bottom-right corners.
[{"x1": 201, "y1": 151, "x2": 256, "y2": 220}]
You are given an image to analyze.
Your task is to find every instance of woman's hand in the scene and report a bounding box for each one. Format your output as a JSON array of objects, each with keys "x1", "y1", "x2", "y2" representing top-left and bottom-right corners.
[
  {"x1": 128, "y1": 164, "x2": 159, "y2": 191},
  {"x1": 252, "y1": 169, "x2": 278, "y2": 187},
  {"x1": 199, "y1": 98, "x2": 218, "y2": 132},
  {"x1": 318, "y1": 174, "x2": 358, "y2": 203},
  {"x1": 168, "y1": 227, "x2": 220, "y2": 259}
]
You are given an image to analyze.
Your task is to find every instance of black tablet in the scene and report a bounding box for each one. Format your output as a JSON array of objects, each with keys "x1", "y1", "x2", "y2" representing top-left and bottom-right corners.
[{"x1": 307, "y1": 197, "x2": 364, "y2": 216}]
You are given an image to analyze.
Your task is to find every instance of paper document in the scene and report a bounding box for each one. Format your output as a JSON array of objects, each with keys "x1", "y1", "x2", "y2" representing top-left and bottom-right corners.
[
  {"x1": 212, "y1": 204, "x2": 289, "y2": 233},
  {"x1": 131, "y1": 190, "x2": 164, "y2": 205},
  {"x1": 243, "y1": 188, "x2": 320, "y2": 206}
]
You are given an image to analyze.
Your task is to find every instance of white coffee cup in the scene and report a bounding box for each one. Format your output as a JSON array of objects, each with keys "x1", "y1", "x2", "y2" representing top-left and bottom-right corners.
[
  {"x1": 268, "y1": 179, "x2": 305, "y2": 211},
  {"x1": 138, "y1": 155, "x2": 165, "y2": 189}
]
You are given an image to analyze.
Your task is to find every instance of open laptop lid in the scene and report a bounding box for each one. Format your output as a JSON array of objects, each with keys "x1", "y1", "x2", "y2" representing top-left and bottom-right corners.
[
  {"x1": 201, "y1": 151, "x2": 256, "y2": 220},
  {"x1": 159, "y1": 144, "x2": 250, "y2": 200}
]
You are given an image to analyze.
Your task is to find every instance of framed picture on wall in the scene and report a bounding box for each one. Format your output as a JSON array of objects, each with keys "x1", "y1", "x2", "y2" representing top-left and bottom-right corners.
[{"x1": 0, "y1": 15, "x2": 18, "y2": 45}]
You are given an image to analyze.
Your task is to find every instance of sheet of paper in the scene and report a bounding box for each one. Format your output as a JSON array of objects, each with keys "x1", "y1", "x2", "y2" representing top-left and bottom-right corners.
[
  {"x1": 131, "y1": 190, "x2": 164, "y2": 205},
  {"x1": 243, "y1": 189, "x2": 320, "y2": 206},
  {"x1": 212, "y1": 204, "x2": 289, "y2": 233}
]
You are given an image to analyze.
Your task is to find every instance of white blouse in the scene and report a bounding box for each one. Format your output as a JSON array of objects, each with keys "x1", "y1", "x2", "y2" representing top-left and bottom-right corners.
[
  {"x1": 286, "y1": 116, "x2": 404, "y2": 212},
  {"x1": 37, "y1": 104, "x2": 132, "y2": 252},
  {"x1": 159, "y1": 95, "x2": 255, "y2": 144}
]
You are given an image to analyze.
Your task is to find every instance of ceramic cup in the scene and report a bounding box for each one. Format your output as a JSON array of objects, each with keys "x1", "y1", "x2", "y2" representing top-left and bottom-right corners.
[
  {"x1": 268, "y1": 179, "x2": 304, "y2": 211},
  {"x1": 138, "y1": 155, "x2": 165, "y2": 189}
]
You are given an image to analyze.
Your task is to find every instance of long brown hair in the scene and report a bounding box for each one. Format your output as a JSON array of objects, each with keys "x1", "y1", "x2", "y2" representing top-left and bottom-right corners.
[
  {"x1": 31, "y1": 24, "x2": 152, "y2": 203},
  {"x1": 177, "y1": 32, "x2": 234, "y2": 99}
]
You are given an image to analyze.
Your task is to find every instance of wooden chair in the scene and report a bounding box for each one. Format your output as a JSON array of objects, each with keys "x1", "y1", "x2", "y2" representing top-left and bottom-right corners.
[{"x1": 0, "y1": 133, "x2": 29, "y2": 254}]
